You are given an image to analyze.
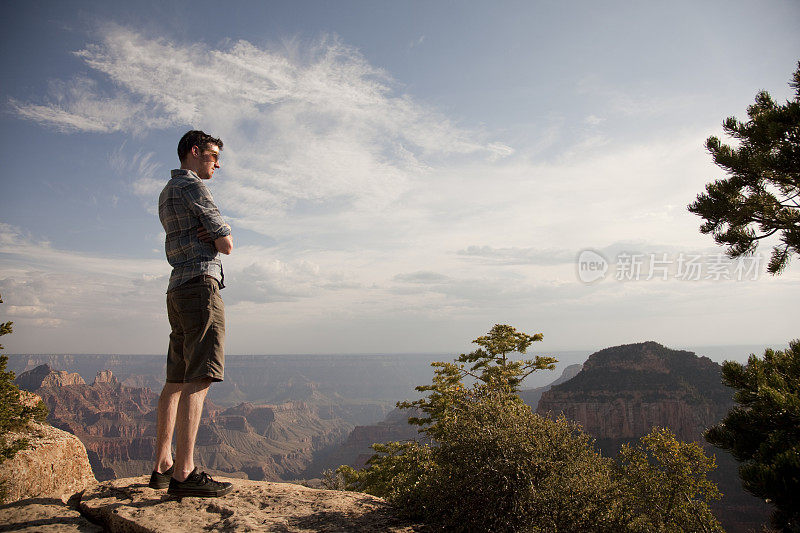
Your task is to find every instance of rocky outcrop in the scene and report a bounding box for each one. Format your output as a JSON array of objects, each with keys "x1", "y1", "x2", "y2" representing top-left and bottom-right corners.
[
  {"x1": 0, "y1": 422, "x2": 96, "y2": 503},
  {"x1": 92, "y1": 370, "x2": 117, "y2": 385},
  {"x1": 536, "y1": 342, "x2": 732, "y2": 448},
  {"x1": 14, "y1": 364, "x2": 85, "y2": 390},
  {"x1": 77, "y1": 476, "x2": 424, "y2": 532}
]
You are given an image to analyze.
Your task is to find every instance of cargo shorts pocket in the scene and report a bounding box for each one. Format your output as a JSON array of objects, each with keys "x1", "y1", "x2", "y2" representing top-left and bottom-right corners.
[{"x1": 171, "y1": 286, "x2": 205, "y2": 333}]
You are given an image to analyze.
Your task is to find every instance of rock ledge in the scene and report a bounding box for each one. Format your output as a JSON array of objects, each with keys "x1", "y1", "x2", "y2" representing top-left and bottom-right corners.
[{"x1": 78, "y1": 476, "x2": 425, "y2": 532}]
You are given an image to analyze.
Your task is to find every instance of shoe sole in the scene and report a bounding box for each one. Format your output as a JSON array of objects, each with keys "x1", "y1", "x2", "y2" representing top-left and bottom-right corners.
[
  {"x1": 167, "y1": 485, "x2": 232, "y2": 498},
  {"x1": 149, "y1": 481, "x2": 170, "y2": 489}
]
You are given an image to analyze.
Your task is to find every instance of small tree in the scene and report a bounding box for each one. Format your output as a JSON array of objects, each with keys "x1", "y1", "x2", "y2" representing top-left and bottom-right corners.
[
  {"x1": 0, "y1": 294, "x2": 48, "y2": 502},
  {"x1": 705, "y1": 341, "x2": 800, "y2": 532},
  {"x1": 688, "y1": 61, "x2": 800, "y2": 274},
  {"x1": 398, "y1": 323, "x2": 557, "y2": 433},
  {"x1": 616, "y1": 427, "x2": 723, "y2": 533}
]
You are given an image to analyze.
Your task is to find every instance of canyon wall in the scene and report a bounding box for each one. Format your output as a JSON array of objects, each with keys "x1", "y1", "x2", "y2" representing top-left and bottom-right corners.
[{"x1": 15, "y1": 365, "x2": 354, "y2": 482}]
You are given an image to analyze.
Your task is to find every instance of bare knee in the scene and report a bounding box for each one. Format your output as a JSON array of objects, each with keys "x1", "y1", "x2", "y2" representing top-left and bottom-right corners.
[
  {"x1": 161, "y1": 382, "x2": 184, "y2": 395},
  {"x1": 181, "y1": 377, "x2": 213, "y2": 393}
]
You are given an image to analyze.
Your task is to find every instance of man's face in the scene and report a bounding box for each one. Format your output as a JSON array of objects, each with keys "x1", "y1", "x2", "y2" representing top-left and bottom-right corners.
[{"x1": 195, "y1": 143, "x2": 221, "y2": 180}]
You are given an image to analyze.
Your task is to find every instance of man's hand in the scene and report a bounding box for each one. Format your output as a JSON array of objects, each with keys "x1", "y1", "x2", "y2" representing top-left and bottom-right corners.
[
  {"x1": 197, "y1": 226, "x2": 214, "y2": 244},
  {"x1": 197, "y1": 225, "x2": 233, "y2": 254}
]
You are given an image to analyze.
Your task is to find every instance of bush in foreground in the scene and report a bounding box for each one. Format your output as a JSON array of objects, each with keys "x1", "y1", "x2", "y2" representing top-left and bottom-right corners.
[{"x1": 328, "y1": 325, "x2": 723, "y2": 532}]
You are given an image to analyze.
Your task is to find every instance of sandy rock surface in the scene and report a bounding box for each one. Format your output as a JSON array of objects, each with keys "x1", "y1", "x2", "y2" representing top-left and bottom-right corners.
[
  {"x1": 0, "y1": 422, "x2": 97, "y2": 502},
  {"x1": 79, "y1": 476, "x2": 426, "y2": 532},
  {"x1": 0, "y1": 497, "x2": 101, "y2": 532}
]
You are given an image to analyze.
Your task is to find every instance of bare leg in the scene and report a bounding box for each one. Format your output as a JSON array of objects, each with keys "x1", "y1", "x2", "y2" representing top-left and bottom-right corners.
[
  {"x1": 172, "y1": 378, "x2": 212, "y2": 481},
  {"x1": 153, "y1": 382, "x2": 183, "y2": 473}
]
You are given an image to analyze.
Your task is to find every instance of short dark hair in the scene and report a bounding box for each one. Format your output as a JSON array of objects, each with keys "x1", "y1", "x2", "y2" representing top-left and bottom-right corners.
[{"x1": 177, "y1": 130, "x2": 223, "y2": 163}]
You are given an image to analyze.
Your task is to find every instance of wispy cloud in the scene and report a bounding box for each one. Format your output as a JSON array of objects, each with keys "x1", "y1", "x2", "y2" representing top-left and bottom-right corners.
[
  {"x1": 11, "y1": 24, "x2": 511, "y2": 238},
  {"x1": 409, "y1": 35, "x2": 425, "y2": 49},
  {"x1": 457, "y1": 245, "x2": 576, "y2": 266},
  {"x1": 109, "y1": 142, "x2": 164, "y2": 198}
]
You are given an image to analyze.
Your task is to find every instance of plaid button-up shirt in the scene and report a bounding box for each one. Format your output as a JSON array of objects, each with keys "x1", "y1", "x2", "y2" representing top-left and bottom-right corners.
[{"x1": 159, "y1": 169, "x2": 231, "y2": 292}]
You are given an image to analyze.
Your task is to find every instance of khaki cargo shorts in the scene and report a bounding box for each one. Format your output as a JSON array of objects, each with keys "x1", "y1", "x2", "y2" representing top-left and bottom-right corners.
[{"x1": 166, "y1": 276, "x2": 225, "y2": 383}]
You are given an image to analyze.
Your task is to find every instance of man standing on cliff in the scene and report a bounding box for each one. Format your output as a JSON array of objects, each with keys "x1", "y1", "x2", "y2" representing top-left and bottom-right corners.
[{"x1": 150, "y1": 130, "x2": 233, "y2": 497}]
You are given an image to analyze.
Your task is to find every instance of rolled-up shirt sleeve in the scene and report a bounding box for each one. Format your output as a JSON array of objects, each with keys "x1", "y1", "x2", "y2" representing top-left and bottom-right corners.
[{"x1": 183, "y1": 182, "x2": 231, "y2": 240}]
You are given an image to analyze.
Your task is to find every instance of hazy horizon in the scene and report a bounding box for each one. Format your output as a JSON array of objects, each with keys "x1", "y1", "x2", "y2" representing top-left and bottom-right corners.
[{"x1": 7, "y1": 341, "x2": 789, "y2": 366}]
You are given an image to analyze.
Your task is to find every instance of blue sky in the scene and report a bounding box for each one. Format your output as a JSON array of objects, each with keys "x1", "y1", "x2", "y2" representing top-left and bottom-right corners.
[{"x1": 1, "y1": 0, "x2": 799, "y2": 356}]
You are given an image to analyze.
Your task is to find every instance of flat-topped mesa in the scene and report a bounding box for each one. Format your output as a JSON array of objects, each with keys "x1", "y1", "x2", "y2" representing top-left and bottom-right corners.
[
  {"x1": 536, "y1": 341, "x2": 733, "y2": 446},
  {"x1": 14, "y1": 363, "x2": 86, "y2": 390},
  {"x1": 93, "y1": 369, "x2": 119, "y2": 385}
]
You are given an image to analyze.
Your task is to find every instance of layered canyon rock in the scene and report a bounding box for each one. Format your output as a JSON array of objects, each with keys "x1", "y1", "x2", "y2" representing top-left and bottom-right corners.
[
  {"x1": 6, "y1": 353, "x2": 438, "y2": 423},
  {"x1": 536, "y1": 341, "x2": 732, "y2": 449},
  {"x1": 317, "y1": 407, "x2": 424, "y2": 473},
  {"x1": 14, "y1": 366, "x2": 353, "y2": 482},
  {"x1": 92, "y1": 369, "x2": 118, "y2": 385},
  {"x1": 13, "y1": 364, "x2": 85, "y2": 390},
  {"x1": 192, "y1": 401, "x2": 354, "y2": 481}
]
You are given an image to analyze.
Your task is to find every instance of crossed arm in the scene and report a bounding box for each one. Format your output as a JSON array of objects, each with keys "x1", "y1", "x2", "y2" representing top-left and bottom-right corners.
[{"x1": 197, "y1": 225, "x2": 233, "y2": 255}]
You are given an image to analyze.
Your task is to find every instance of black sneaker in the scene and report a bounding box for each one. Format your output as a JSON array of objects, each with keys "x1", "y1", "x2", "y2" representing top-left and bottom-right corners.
[
  {"x1": 167, "y1": 468, "x2": 232, "y2": 498},
  {"x1": 148, "y1": 465, "x2": 174, "y2": 489}
]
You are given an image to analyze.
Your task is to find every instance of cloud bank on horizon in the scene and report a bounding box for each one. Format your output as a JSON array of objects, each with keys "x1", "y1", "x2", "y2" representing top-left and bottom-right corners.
[{"x1": 2, "y1": 13, "x2": 799, "y2": 356}]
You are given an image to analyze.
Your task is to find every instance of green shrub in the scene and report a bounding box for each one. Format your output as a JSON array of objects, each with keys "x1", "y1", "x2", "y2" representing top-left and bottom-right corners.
[
  {"x1": 431, "y1": 390, "x2": 617, "y2": 532},
  {"x1": 335, "y1": 389, "x2": 618, "y2": 532},
  {"x1": 616, "y1": 427, "x2": 723, "y2": 533}
]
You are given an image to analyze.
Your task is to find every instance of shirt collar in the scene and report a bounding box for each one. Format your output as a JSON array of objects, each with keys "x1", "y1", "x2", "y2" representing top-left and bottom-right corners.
[{"x1": 171, "y1": 169, "x2": 200, "y2": 180}]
